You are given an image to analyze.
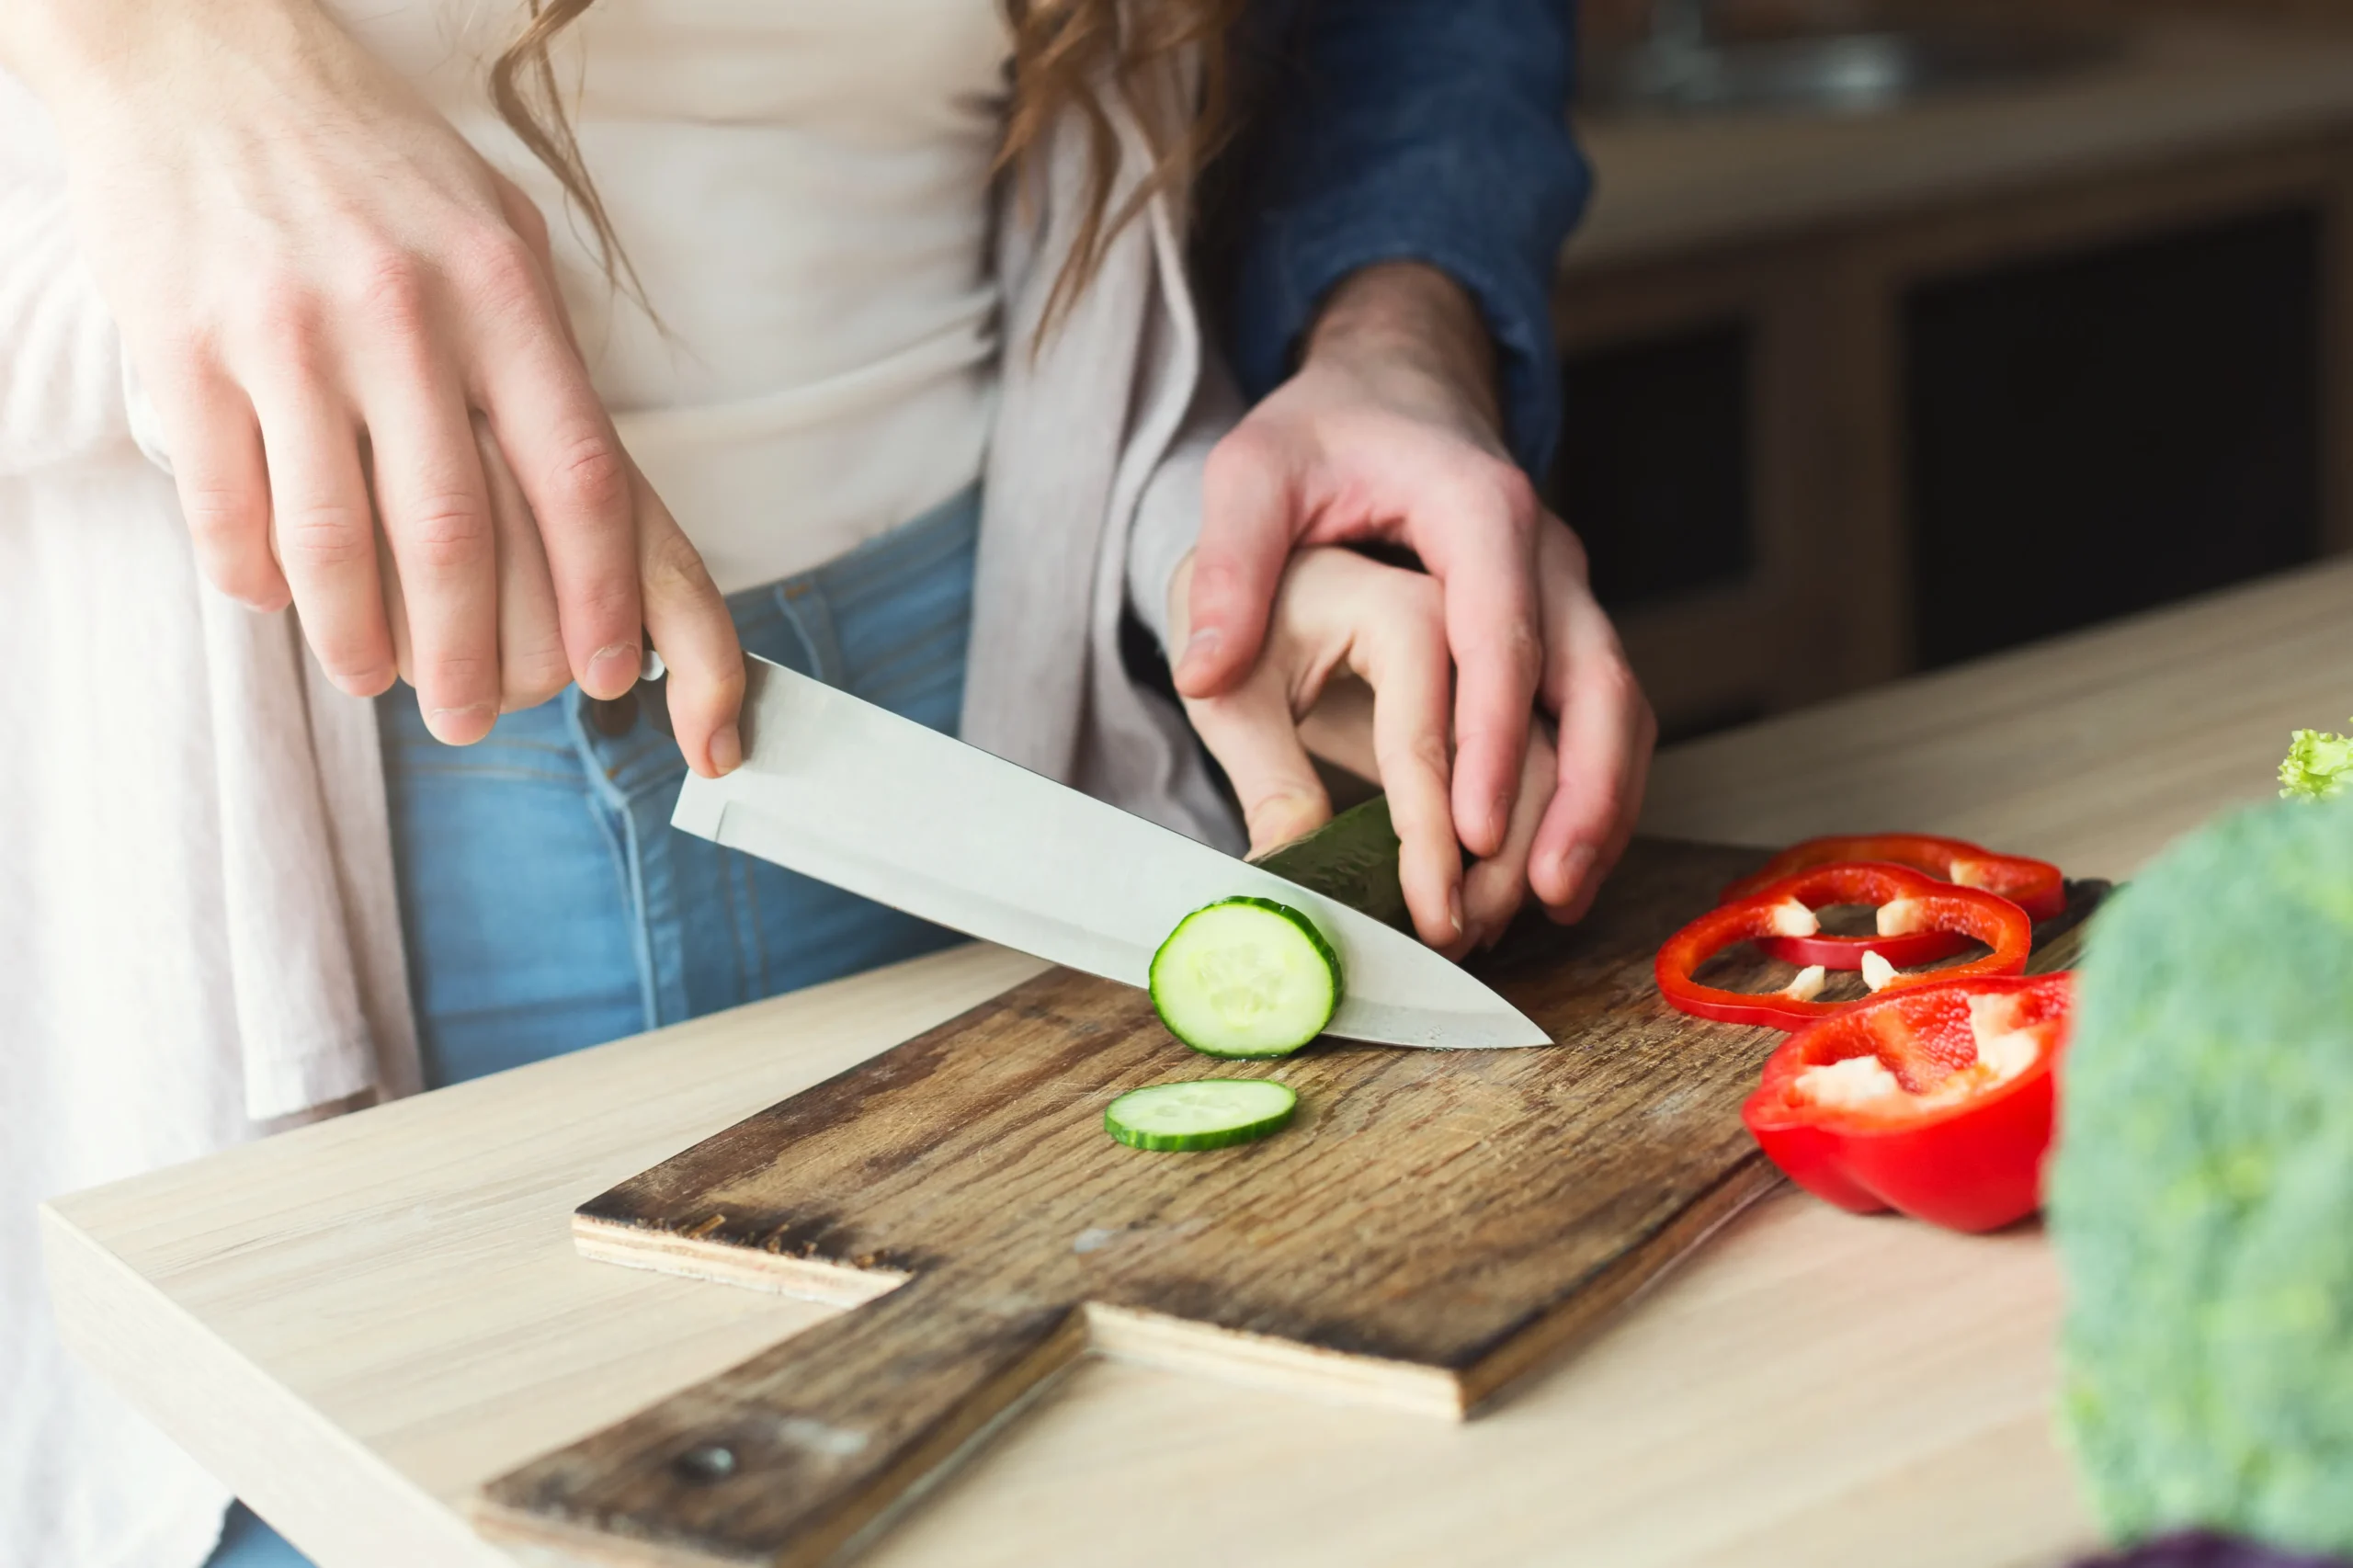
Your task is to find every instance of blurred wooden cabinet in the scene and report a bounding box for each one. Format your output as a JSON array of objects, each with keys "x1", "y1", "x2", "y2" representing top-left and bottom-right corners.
[{"x1": 1553, "y1": 108, "x2": 2353, "y2": 738}]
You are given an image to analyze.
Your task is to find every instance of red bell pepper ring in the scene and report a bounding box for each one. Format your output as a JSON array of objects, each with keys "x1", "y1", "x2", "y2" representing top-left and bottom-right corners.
[
  {"x1": 1721, "y1": 833, "x2": 2066, "y2": 971},
  {"x1": 1740, "y1": 971, "x2": 2072, "y2": 1233},
  {"x1": 1655, "y1": 861, "x2": 2034, "y2": 1029}
]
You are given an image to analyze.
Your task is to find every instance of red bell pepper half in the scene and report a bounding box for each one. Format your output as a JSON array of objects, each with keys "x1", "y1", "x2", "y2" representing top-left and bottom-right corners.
[
  {"x1": 1740, "y1": 971, "x2": 2073, "y2": 1233},
  {"x1": 1721, "y1": 834, "x2": 2065, "y2": 971},
  {"x1": 1654, "y1": 861, "x2": 2033, "y2": 1030}
]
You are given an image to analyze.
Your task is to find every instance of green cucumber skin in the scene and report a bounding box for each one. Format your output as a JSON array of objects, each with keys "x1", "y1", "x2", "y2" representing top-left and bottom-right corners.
[
  {"x1": 1103, "y1": 1079, "x2": 1298, "y2": 1152},
  {"x1": 1148, "y1": 896, "x2": 1342, "y2": 1059},
  {"x1": 1255, "y1": 798, "x2": 1408, "y2": 931}
]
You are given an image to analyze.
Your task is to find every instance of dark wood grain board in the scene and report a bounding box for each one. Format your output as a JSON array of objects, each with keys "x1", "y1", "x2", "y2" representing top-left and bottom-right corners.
[{"x1": 476, "y1": 838, "x2": 2102, "y2": 1568}]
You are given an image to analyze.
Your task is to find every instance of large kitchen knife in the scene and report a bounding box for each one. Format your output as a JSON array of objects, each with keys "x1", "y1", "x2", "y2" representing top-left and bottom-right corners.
[{"x1": 669, "y1": 654, "x2": 1549, "y2": 1049}]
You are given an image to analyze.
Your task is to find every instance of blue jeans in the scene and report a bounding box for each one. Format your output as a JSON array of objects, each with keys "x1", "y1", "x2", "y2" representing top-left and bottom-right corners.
[{"x1": 205, "y1": 485, "x2": 978, "y2": 1568}]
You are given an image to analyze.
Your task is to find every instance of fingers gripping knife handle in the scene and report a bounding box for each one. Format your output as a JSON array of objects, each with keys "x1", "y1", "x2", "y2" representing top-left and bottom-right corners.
[
  {"x1": 636, "y1": 642, "x2": 675, "y2": 737},
  {"x1": 586, "y1": 641, "x2": 674, "y2": 739},
  {"x1": 475, "y1": 1271, "x2": 1087, "y2": 1566}
]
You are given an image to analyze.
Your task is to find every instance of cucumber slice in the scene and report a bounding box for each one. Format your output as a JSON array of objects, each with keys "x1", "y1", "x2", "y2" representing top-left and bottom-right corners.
[
  {"x1": 1149, "y1": 896, "x2": 1341, "y2": 1058},
  {"x1": 1104, "y1": 1078, "x2": 1299, "y2": 1152}
]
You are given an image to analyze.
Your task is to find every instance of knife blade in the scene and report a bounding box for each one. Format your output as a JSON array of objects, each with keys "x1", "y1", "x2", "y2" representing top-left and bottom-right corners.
[{"x1": 669, "y1": 654, "x2": 1549, "y2": 1050}]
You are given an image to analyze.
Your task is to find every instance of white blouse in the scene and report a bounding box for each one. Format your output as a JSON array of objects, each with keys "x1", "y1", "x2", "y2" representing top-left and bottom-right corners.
[{"x1": 335, "y1": 0, "x2": 1014, "y2": 592}]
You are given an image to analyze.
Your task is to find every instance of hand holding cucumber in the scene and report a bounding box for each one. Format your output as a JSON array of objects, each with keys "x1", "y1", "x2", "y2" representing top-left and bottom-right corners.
[
  {"x1": 1168, "y1": 545, "x2": 1595, "y2": 954},
  {"x1": 1171, "y1": 263, "x2": 1656, "y2": 941}
]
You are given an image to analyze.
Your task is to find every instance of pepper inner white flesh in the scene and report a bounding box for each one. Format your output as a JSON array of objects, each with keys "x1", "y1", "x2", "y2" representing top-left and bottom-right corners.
[
  {"x1": 1876, "y1": 897, "x2": 1929, "y2": 937},
  {"x1": 1859, "y1": 949, "x2": 1899, "y2": 992},
  {"x1": 1948, "y1": 858, "x2": 1996, "y2": 892},
  {"x1": 1782, "y1": 964, "x2": 1827, "y2": 1002},
  {"x1": 1792, "y1": 989, "x2": 2043, "y2": 1111},
  {"x1": 1768, "y1": 900, "x2": 1819, "y2": 937}
]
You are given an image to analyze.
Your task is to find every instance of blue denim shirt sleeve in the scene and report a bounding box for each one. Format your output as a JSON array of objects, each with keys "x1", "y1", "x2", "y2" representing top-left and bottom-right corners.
[{"x1": 1219, "y1": 0, "x2": 1591, "y2": 478}]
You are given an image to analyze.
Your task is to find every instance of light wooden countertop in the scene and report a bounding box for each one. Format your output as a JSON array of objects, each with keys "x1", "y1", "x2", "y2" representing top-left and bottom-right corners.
[
  {"x1": 1568, "y1": 15, "x2": 2353, "y2": 271},
  {"x1": 44, "y1": 560, "x2": 2353, "y2": 1568}
]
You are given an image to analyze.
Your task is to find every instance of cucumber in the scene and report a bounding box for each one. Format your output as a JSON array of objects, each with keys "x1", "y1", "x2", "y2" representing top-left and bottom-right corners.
[
  {"x1": 1104, "y1": 1078, "x2": 1298, "y2": 1152},
  {"x1": 1255, "y1": 796, "x2": 1408, "y2": 931},
  {"x1": 1149, "y1": 896, "x2": 1341, "y2": 1058}
]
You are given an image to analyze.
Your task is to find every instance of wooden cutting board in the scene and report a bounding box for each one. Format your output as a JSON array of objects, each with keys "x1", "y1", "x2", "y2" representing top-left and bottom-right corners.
[{"x1": 475, "y1": 837, "x2": 2098, "y2": 1568}]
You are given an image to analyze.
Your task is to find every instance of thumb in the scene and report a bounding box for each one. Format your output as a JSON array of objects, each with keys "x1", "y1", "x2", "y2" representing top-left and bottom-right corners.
[
  {"x1": 1182, "y1": 676, "x2": 1334, "y2": 858},
  {"x1": 1176, "y1": 427, "x2": 1300, "y2": 699}
]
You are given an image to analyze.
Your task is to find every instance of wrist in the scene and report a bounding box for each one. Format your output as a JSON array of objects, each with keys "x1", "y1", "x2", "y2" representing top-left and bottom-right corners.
[
  {"x1": 3, "y1": 0, "x2": 321, "y2": 126},
  {"x1": 1302, "y1": 261, "x2": 1504, "y2": 441}
]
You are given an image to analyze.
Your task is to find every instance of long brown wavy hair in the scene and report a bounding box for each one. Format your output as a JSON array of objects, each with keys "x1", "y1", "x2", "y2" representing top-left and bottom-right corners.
[{"x1": 489, "y1": 0, "x2": 1248, "y2": 331}]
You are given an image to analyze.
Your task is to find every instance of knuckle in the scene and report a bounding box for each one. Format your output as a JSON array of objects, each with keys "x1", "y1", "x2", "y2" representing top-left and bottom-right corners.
[
  {"x1": 456, "y1": 230, "x2": 545, "y2": 320},
  {"x1": 1205, "y1": 421, "x2": 1283, "y2": 487},
  {"x1": 1624, "y1": 690, "x2": 1661, "y2": 760},
  {"x1": 1589, "y1": 648, "x2": 1645, "y2": 712},
  {"x1": 1449, "y1": 455, "x2": 1538, "y2": 528},
  {"x1": 420, "y1": 649, "x2": 497, "y2": 694},
  {"x1": 490, "y1": 174, "x2": 553, "y2": 251},
  {"x1": 179, "y1": 478, "x2": 263, "y2": 548},
  {"x1": 1498, "y1": 619, "x2": 1545, "y2": 680},
  {"x1": 569, "y1": 574, "x2": 642, "y2": 642},
  {"x1": 392, "y1": 493, "x2": 491, "y2": 572},
  {"x1": 642, "y1": 524, "x2": 712, "y2": 602},
  {"x1": 239, "y1": 275, "x2": 324, "y2": 358},
  {"x1": 1545, "y1": 517, "x2": 1593, "y2": 579},
  {"x1": 541, "y1": 431, "x2": 632, "y2": 521},
  {"x1": 1492, "y1": 462, "x2": 1539, "y2": 521},
  {"x1": 1396, "y1": 731, "x2": 1451, "y2": 785},
  {"x1": 348, "y1": 249, "x2": 432, "y2": 338},
  {"x1": 696, "y1": 658, "x2": 749, "y2": 719},
  {"x1": 145, "y1": 330, "x2": 221, "y2": 396},
  {"x1": 276, "y1": 502, "x2": 376, "y2": 572},
  {"x1": 509, "y1": 199, "x2": 551, "y2": 255}
]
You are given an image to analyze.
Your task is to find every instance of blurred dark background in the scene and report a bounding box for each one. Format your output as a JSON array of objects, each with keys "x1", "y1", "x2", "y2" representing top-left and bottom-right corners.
[{"x1": 1553, "y1": 0, "x2": 2353, "y2": 740}]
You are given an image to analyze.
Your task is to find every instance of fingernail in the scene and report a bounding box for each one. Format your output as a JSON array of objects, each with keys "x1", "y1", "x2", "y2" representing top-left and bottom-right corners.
[
  {"x1": 1447, "y1": 885, "x2": 1464, "y2": 937},
  {"x1": 709, "y1": 722, "x2": 742, "y2": 776},
  {"x1": 427, "y1": 703, "x2": 497, "y2": 744},
  {"x1": 1552, "y1": 843, "x2": 1597, "y2": 903},
  {"x1": 586, "y1": 642, "x2": 641, "y2": 699},
  {"x1": 1176, "y1": 627, "x2": 1220, "y2": 674}
]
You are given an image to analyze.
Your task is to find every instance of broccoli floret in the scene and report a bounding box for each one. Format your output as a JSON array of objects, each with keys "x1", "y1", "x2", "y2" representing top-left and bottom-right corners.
[
  {"x1": 2051, "y1": 797, "x2": 2353, "y2": 1555},
  {"x1": 2279, "y1": 724, "x2": 2353, "y2": 801}
]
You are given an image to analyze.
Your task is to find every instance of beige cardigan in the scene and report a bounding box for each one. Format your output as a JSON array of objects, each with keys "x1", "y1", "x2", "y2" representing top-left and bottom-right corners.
[{"x1": 0, "y1": 46, "x2": 1235, "y2": 1568}]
